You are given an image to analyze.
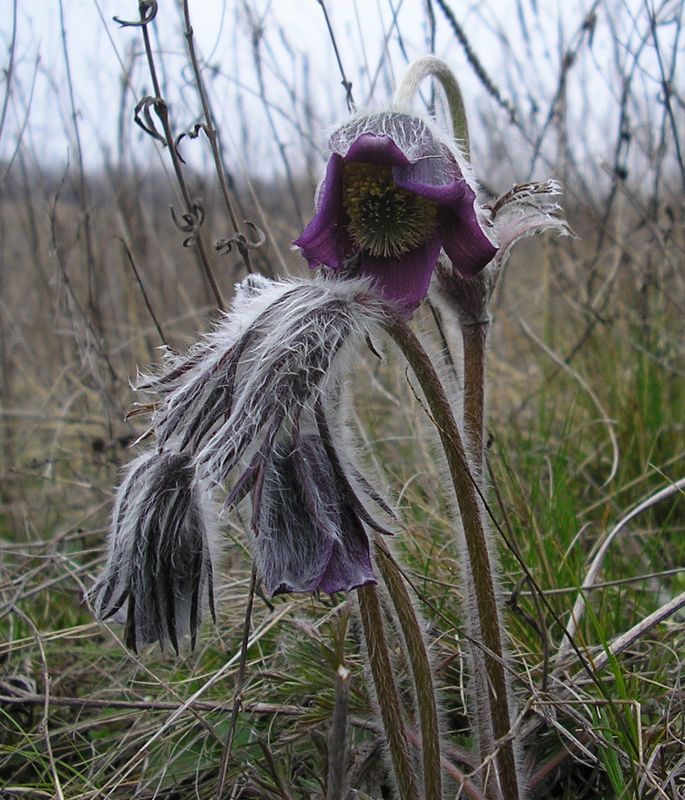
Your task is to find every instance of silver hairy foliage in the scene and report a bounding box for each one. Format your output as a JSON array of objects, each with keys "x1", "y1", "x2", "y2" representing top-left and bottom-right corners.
[
  {"x1": 488, "y1": 179, "x2": 572, "y2": 273},
  {"x1": 435, "y1": 180, "x2": 571, "y2": 323},
  {"x1": 91, "y1": 275, "x2": 391, "y2": 650},
  {"x1": 140, "y1": 276, "x2": 389, "y2": 487},
  {"x1": 88, "y1": 451, "x2": 216, "y2": 653}
]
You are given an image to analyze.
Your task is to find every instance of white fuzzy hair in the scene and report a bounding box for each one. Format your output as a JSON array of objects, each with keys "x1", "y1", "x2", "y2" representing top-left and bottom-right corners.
[
  {"x1": 489, "y1": 179, "x2": 572, "y2": 272},
  {"x1": 88, "y1": 450, "x2": 217, "y2": 653},
  {"x1": 140, "y1": 275, "x2": 389, "y2": 486},
  {"x1": 326, "y1": 108, "x2": 480, "y2": 196},
  {"x1": 90, "y1": 275, "x2": 391, "y2": 650}
]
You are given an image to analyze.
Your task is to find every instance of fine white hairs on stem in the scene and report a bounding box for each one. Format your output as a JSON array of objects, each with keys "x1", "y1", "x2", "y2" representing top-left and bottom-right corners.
[{"x1": 393, "y1": 55, "x2": 471, "y2": 151}]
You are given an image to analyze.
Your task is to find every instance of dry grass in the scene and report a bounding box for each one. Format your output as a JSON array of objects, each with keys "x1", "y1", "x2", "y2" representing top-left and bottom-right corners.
[{"x1": 1, "y1": 1, "x2": 684, "y2": 798}]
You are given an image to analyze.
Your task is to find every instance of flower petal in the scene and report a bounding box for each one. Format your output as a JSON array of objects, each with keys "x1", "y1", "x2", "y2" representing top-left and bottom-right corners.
[
  {"x1": 293, "y1": 154, "x2": 347, "y2": 269},
  {"x1": 394, "y1": 168, "x2": 470, "y2": 205},
  {"x1": 359, "y1": 235, "x2": 442, "y2": 313},
  {"x1": 345, "y1": 132, "x2": 411, "y2": 167},
  {"x1": 395, "y1": 169, "x2": 496, "y2": 277},
  {"x1": 440, "y1": 206, "x2": 498, "y2": 278},
  {"x1": 318, "y1": 515, "x2": 376, "y2": 594},
  {"x1": 262, "y1": 513, "x2": 336, "y2": 597}
]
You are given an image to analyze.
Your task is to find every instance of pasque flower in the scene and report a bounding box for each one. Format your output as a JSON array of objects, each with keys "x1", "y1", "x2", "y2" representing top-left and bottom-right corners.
[
  {"x1": 294, "y1": 112, "x2": 497, "y2": 314},
  {"x1": 242, "y1": 407, "x2": 392, "y2": 596},
  {"x1": 88, "y1": 451, "x2": 216, "y2": 653},
  {"x1": 436, "y1": 179, "x2": 571, "y2": 324},
  {"x1": 90, "y1": 275, "x2": 392, "y2": 649}
]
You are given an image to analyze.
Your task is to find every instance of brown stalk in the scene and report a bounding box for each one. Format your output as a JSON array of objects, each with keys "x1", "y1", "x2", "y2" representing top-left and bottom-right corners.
[
  {"x1": 180, "y1": 1, "x2": 258, "y2": 277},
  {"x1": 133, "y1": 1, "x2": 225, "y2": 311},
  {"x1": 357, "y1": 583, "x2": 420, "y2": 800},
  {"x1": 374, "y1": 536, "x2": 443, "y2": 800},
  {"x1": 383, "y1": 314, "x2": 522, "y2": 800}
]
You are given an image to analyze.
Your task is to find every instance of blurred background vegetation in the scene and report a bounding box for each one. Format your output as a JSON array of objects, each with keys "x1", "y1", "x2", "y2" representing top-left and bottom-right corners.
[{"x1": 0, "y1": 1, "x2": 684, "y2": 797}]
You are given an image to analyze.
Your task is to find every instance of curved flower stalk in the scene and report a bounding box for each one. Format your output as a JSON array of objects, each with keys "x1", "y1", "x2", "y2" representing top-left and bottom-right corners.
[{"x1": 294, "y1": 111, "x2": 496, "y2": 314}]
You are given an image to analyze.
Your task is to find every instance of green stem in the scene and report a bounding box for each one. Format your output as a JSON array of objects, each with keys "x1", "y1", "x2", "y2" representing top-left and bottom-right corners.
[
  {"x1": 462, "y1": 321, "x2": 490, "y2": 478},
  {"x1": 374, "y1": 536, "x2": 442, "y2": 800},
  {"x1": 393, "y1": 55, "x2": 470, "y2": 154},
  {"x1": 357, "y1": 584, "x2": 420, "y2": 800},
  {"x1": 383, "y1": 315, "x2": 521, "y2": 800}
]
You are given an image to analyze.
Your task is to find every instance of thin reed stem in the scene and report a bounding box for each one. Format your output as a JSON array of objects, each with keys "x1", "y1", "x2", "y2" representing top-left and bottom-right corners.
[
  {"x1": 135, "y1": 2, "x2": 225, "y2": 311},
  {"x1": 373, "y1": 536, "x2": 443, "y2": 800},
  {"x1": 357, "y1": 583, "x2": 420, "y2": 800},
  {"x1": 180, "y1": 1, "x2": 256, "y2": 276},
  {"x1": 326, "y1": 664, "x2": 351, "y2": 800},
  {"x1": 316, "y1": 0, "x2": 355, "y2": 112},
  {"x1": 58, "y1": 0, "x2": 101, "y2": 334},
  {"x1": 383, "y1": 315, "x2": 521, "y2": 800},
  {"x1": 216, "y1": 567, "x2": 257, "y2": 798},
  {"x1": 249, "y1": 16, "x2": 305, "y2": 230}
]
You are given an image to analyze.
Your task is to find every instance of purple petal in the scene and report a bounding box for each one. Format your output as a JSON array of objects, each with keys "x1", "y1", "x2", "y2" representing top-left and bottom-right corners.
[
  {"x1": 394, "y1": 170, "x2": 471, "y2": 206},
  {"x1": 345, "y1": 133, "x2": 411, "y2": 167},
  {"x1": 359, "y1": 235, "x2": 442, "y2": 314},
  {"x1": 440, "y1": 206, "x2": 498, "y2": 278},
  {"x1": 394, "y1": 169, "x2": 496, "y2": 276},
  {"x1": 317, "y1": 517, "x2": 376, "y2": 594},
  {"x1": 268, "y1": 530, "x2": 336, "y2": 596},
  {"x1": 293, "y1": 154, "x2": 347, "y2": 269}
]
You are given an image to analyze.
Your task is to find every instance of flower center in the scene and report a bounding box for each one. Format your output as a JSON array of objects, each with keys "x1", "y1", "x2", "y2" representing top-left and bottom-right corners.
[{"x1": 342, "y1": 163, "x2": 438, "y2": 259}]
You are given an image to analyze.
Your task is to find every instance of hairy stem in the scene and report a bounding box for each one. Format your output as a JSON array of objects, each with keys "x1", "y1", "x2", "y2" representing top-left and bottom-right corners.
[
  {"x1": 383, "y1": 315, "x2": 521, "y2": 800},
  {"x1": 393, "y1": 55, "x2": 470, "y2": 153},
  {"x1": 462, "y1": 321, "x2": 490, "y2": 477},
  {"x1": 374, "y1": 536, "x2": 443, "y2": 800},
  {"x1": 357, "y1": 584, "x2": 420, "y2": 800}
]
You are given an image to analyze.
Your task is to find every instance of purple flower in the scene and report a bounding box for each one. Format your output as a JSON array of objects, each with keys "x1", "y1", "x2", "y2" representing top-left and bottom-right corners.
[
  {"x1": 294, "y1": 113, "x2": 497, "y2": 314},
  {"x1": 88, "y1": 451, "x2": 216, "y2": 653},
  {"x1": 91, "y1": 276, "x2": 392, "y2": 647},
  {"x1": 248, "y1": 425, "x2": 384, "y2": 597}
]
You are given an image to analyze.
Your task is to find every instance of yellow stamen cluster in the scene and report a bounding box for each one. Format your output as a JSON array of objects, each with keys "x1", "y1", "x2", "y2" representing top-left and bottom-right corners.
[{"x1": 342, "y1": 163, "x2": 438, "y2": 259}]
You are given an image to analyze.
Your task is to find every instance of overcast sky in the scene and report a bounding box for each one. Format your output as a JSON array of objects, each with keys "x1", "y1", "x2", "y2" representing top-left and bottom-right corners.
[{"x1": 1, "y1": 1, "x2": 681, "y2": 193}]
